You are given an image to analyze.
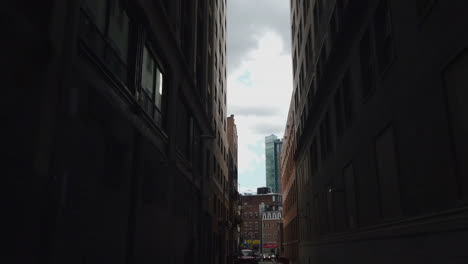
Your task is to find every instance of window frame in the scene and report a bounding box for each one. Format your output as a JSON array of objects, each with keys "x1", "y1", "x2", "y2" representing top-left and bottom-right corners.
[
  {"x1": 79, "y1": 0, "x2": 132, "y2": 84},
  {"x1": 140, "y1": 43, "x2": 165, "y2": 110}
]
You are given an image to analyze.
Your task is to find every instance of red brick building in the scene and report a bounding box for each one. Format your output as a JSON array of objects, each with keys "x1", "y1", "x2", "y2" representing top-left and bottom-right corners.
[
  {"x1": 261, "y1": 210, "x2": 283, "y2": 254},
  {"x1": 280, "y1": 102, "x2": 298, "y2": 263},
  {"x1": 240, "y1": 191, "x2": 282, "y2": 252}
]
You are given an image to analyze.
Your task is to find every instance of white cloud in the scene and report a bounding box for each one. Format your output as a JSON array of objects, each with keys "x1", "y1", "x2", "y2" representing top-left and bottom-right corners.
[
  {"x1": 227, "y1": 0, "x2": 291, "y2": 74},
  {"x1": 239, "y1": 186, "x2": 257, "y2": 195},
  {"x1": 227, "y1": 31, "x2": 292, "y2": 189}
]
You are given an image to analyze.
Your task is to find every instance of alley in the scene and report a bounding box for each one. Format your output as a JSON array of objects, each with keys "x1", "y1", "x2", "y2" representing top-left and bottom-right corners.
[{"x1": 4, "y1": 1, "x2": 468, "y2": 264}]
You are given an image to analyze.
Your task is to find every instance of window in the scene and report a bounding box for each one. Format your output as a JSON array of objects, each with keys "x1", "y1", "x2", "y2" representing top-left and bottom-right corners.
[
  {"x1": 176, "y1": 101, "x2": 192, "y2": 160},
  {"x1": 298, "y1": 20, "x2": 303, "y2": 47},
  {"x1": 309, "y1": 138, "x2": 318, "y2": 172},
  {"x1": 192, "y1": 123, "x2": 202, "y2": 177},
  {"x1": 342, "y1": 70, "x2": 354, "y2": 128},
  {"x1": 80, "y1": 0, "x2": 130, "y2": 82},
  {"x1": 313, "y1": 2, "x2": 319, "y2": 36},
  {"x1": 334, "y1": 88, "x2": 344, "y2": 137},
  {"x1": 272, "y1": 195, "x2": 276, "y2": 202},
  {"x1": 443, "y1": 48, "x2": 468, "y2": 203},
  {"x1": 330, "y1": 6, "x2": 339, "y2": 45},
  {"x1": 293, "y1": 49, "x2": 297, "y2": 75},
  {"x1": 320, "y1": 113, "x2": 331, "y2": 160},
  {"x1": 375, "y1": 125, "x2": 401, "y2": 218},
  {"x1": 291, "y1": 13, "x2": 296, "y2": 43},
  {"x1": 416, "y1": 0, "x2": 436, "y2": 16},
  {"x1": 306, "y1": 29, "x2": 313, "y2": 67},
  {"x1": 140, "y1": 45, "x2": 165, "y2": 124},
  {"x1": 301, "y1": 63, "x2": 306, "y2": 94},
  {"x1": 317, "y1": 45, "x2": 326, "y2": 80},
  {"x1": 374, "y1": 0, "x2": 394, "y2": 73},
  {"x1": 360, "y1": 29, "x2": 376, "y2": 99},
  {"x1": 303, "y1": 0, "x2": 309, "y2": 20},
  {"x1": 344, "y1": 163, "x2": 358, "y2": 228}
]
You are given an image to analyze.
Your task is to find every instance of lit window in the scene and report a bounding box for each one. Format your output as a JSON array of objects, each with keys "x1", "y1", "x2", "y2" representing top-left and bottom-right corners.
[{"x1": 140, "y1": 45, "x2": 164, "y2": 125}]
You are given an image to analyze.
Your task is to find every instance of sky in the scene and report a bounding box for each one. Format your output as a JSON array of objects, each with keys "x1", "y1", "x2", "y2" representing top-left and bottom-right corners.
[{"x1": 226, "y1": 0, "x2": 293, "y2": 195}]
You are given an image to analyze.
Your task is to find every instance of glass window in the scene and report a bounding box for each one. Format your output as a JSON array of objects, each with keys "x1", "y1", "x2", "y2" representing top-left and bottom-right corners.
[
  {"x1": 80, "y1": 0, "x2": 130, "y2": 81},
  {"x1": 83, "y1": 0, "x2": 107, "y2": 32},
  {"x1": 108, "y1": 0, "x2": 129, "y2": 61},
  {"x1": 142, "y1": 47, "x2": 154, "y2": 94},
  {"x1": 140, "y1": 45, "x2": 164, "y2": 123},
  {"x1": 155, "y1": 69, "x2": 163, "y2": 109},
  {"x1": 375, "y1": 126, "x2": 401, "y2": 218}
]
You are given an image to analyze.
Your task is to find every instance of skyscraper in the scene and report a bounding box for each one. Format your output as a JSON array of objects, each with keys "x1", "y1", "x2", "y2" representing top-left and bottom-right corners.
[{"x1": 265, "y1": 135, "x2": 282, "y2": 193}]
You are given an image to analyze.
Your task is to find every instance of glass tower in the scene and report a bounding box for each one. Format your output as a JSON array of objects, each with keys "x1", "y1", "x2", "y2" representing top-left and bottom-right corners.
[{"x1": 265, "y1": 135, "x2": 282, "y2": 193}]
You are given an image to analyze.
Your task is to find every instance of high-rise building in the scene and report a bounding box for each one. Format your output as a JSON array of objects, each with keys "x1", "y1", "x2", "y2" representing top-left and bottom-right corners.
[
  {"x1": 289, "y1": 1, "x2": 468, "y2": 263},
  {"x1": 265, "y1": 135, "x2": 282, "y2": 193},
  {"x1": 3, "y1": 0, "x2": 231, "y2": 263}
]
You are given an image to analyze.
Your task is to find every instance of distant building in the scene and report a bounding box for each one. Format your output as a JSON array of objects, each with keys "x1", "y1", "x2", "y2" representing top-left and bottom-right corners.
[
  {"x1": 265, "y1": 135, "x2": 282, "y2": 193},
  {"x1": 280, "y1": 102, "x2": 298, "y2": 263},
  {"x1": 240, "y1": 193, "x2": 282, "y2": 252},
  {"x1": 257, "y1": 187, "x2": 272, "y2": 195},
  {"x1": 261, "y1": 205, "x2": 283, "y2": 255},
  {"x1": 227, "y1": 115, "x2": 240, "y2": 256}
]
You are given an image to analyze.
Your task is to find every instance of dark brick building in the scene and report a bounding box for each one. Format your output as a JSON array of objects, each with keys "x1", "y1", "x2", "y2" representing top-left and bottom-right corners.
[
  {"x1": 240, "y1": 192, "x2": 282, "y2": 252},
  {"x1": 289, "y1": 0, "x2": 468, "y2": 263},
  {"x1": 3, "y1": 0, "x2": 231, "y2": 264}
]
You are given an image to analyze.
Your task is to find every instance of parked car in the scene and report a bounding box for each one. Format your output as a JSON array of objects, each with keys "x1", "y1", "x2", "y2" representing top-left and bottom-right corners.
[{"x1": 236, "y1": 249, "x2": 258, "y2": 264}]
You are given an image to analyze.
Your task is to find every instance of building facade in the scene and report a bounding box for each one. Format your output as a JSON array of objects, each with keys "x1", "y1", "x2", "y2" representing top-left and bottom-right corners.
[
  {"x1": 261, "y1": 206, "x2": 283, "y2": 255},
  {"x1": 289, "y1": 0, "x2": 468, "y2": 263},
  {"x1": 227, "y1": 115, "x2": 241, "y2": 260},
  {"x1": 240, "y1": 192, "x2": 282, "y2": 252},
  {"x1": 265, "y1": 135, "x2": 282, "y2": 193},
  {"x1": 280, "y1": 102, "x2": 298, "y2": 263},
  {"x1": 3, "y1": 0, "x2": 231, "y2": 264},
  {"x1": 208, "y1": 0, "x2": 230, "y2": 263}
]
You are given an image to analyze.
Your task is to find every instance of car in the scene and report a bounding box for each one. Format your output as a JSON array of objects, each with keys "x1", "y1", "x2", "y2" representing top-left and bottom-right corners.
[
  {"x1": 236, "y1": 249, "x2": 258, "y2": 264},
  {"x1": 261, "y1": 253, "x2": 272, "y2": 261}
]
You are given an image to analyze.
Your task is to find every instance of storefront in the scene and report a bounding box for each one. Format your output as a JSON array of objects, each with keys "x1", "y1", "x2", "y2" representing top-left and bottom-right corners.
[{"x1": 263, "y1": 243, "x2": 277, "y2": 254}]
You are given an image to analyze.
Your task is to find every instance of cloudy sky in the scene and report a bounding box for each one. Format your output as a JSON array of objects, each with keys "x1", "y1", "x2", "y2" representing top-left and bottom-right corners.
[{"x1": 226, "y1": 0, "x2": 293, "y2": 194}]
